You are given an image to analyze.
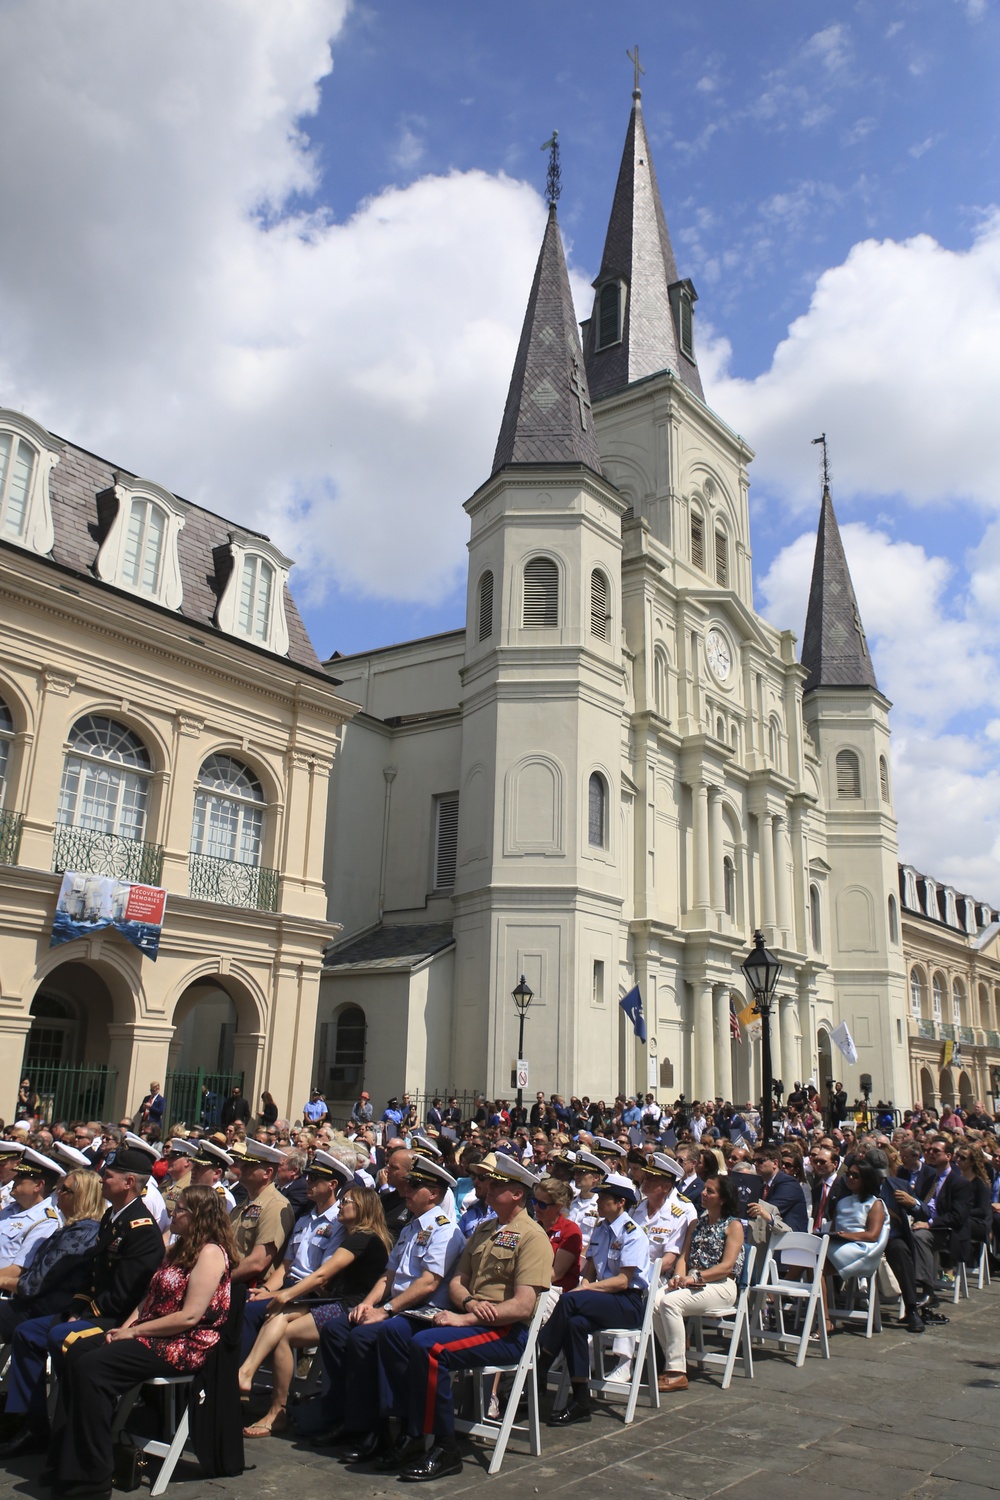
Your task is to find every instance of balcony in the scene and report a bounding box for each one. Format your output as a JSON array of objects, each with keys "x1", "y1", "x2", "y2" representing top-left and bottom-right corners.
[
  {"x1": 915, "y1": 1018, "x2": 938, "y2": 1040},
  {"x1": 188, "y1": 852, "x2": 278, "y2": 912},
  {"x1": 0, "y1": 809, "x2": 24, "y2": 866},
  {"x1": 52, "y1": 824, "x2": 164, "y2": 884},
  {"x1": 959, "y1": 1026, "x2": 976, "y2": 1045}
]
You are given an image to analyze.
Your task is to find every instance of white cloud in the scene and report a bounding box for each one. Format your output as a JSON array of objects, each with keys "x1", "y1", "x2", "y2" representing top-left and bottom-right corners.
[{"x1": 0, "y1": 0, "x2": 552, "y2": 605}]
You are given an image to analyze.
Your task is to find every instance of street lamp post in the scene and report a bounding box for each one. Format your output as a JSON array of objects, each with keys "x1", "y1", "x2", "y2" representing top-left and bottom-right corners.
[
  {"x1": 511, "y1": 974, "x2": 534, "y2": 1126},
  {"x1": 740, "y1": 930, "x2": 782, "y2": 1144}
]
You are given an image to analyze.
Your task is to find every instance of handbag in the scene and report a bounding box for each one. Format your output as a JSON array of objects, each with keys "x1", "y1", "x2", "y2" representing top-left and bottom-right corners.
[{"x1": 112, "y1": 1435, "x2": 148, "y2": 1493}]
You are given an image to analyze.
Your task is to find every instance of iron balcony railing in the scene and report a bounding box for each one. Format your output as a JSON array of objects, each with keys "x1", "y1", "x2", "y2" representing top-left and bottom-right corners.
[
  {"x1": 188, "y1": 852, "x2": 279, "y2": 912},
  {"x1": 915, "y1": 1018, "x2": 937, "y2": 1040},
  {"x1": 0, "y1": 808, "x2": 24, "y2": 866},
  {"x1": 52, "y1": 824, "x2": 164, "y2": 884},
  {"x1": 959, "y1": 1026, "x2": 976, "y2": 1045}
]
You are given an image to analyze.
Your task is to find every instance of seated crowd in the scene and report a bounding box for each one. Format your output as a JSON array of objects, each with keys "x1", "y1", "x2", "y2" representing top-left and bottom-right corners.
[{"x1": 0, "y1": 1083, "x2": 998, "y2": 1491}]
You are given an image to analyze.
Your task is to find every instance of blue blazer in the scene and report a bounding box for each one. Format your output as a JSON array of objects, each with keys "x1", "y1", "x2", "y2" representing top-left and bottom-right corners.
[{"x1": 761, "y1": 1170, "x2": 808, "y2": 1233}]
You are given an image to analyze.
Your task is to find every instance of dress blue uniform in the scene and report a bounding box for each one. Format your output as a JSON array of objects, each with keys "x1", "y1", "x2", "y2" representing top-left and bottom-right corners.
[
  {"x1": 539, "y1": 1209, "x2": 650, "y2": 1379},
  {"x1": 241, "y1": 1203, "x2": 343, "y2": 1355}
]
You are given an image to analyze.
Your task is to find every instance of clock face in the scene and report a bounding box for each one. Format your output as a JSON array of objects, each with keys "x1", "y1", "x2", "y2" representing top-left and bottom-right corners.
[{"x1": 706, "y1": 628, "x2": 733, "y2": 682}]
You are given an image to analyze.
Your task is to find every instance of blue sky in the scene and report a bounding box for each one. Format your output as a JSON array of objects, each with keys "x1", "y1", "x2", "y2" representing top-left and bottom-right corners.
[{"x1": 1, "y1": 0, "x2": 999, "y2": 895}]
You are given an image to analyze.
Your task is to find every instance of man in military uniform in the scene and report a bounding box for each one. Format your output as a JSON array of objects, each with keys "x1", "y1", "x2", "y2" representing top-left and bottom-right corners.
[
  {"x1": 378, "y1": 1144, "x2": 414, "y2": 1241},
  {"x1": 0, "y1": 1145, "x2": 164, "y2": 1458},
  {"x1": 159, "y1": 1136, "x2": 195, "y2": 1216},
  {"x1": 239, "y1": 1147, "x2": 350, "y2": 1356},
  {"x1": 0, "y1": 1149, "x2": 64, "y2": 1280},
  {"x1": 311, "y1": 1154, "x2": 467, "y2": 1458},
  {"x1": 375, "y1": 1153, "x2": 552, "y2": 1481},
  {"x1": 593, "y1": 1136, "x2": 629, "y2": 1170},
  {"x1": 537, "y1": 1171, "x2": 651, "y2": 1427},
  {"x1": 187, "y1": 1137, "x2": 236, "y2": 1210},
  {"x1": 122, "y1": 1131, "x2": 170, "y2": 1232},
  {"x1": 634, "y1": 1154, "x2": 697, "y2": 1275},
  {"x1": 229, "y1": 1138, "x2": 297, "y2": 1289},
  {"x1": 0, "y1": 1138, "x2": 27, "y2": 1208}
]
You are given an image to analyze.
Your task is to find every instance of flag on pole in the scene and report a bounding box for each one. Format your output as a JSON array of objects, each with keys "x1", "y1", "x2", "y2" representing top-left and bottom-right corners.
[
  {"x1": 620, "y1": 985, "x2": 647, "y2": 1043},
  {"x1": 941, "y1": 1038, "x2": 955, "y2": 1068},
  {"x1": 737, "y1": 999, "x2": 762, "y2": 1042},
  {"x1": 830, "y1": 1021, "x2": 858, "y2": 1065},
  {"x1": 729, "y1": 993, "x2": 743, "y2": 1044}
]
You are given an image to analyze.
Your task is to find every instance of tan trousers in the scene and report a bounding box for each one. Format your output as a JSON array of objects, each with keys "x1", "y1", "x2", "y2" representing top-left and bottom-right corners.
[{"x1": 655, "y1": 1280, "x2": 737, "y2": 1370}]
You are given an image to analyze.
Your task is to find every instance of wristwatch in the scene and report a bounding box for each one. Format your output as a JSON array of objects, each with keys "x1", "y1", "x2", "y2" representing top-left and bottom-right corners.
[{"x1": 383, "y1": 1301, "x2": 394, "y2": 1315}]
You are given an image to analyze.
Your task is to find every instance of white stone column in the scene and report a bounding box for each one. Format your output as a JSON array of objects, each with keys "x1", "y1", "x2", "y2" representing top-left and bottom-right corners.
[
  {"x1": 779, "y1": 995, "x2": 799, "y2": 1093},
  {"x1": 760, "y1": 812, "x2": 776, "y2": 931},
  {"x1": 774, "y1": 815, "x2": 791, "y2": 939},
  {"x1": 693, "y1": 980, "x2": 715, "y2": 1101},
  {"x1": 797, "y1": 975, "x2": 814, "y2": 1084},
  {"x1": 714, "y1": 983, "x2": 734, "y2": 1104},
  {"x1": 709, "y1": 788, "x2": 724, "y2": 915},
  {"x1": 693, "y1": 781, "x2": 711, "y2": 917}
]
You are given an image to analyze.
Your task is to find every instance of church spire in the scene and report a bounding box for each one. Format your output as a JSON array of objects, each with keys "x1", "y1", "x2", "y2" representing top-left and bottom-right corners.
[
  {"x1": 582, "y1": 77, "x2": 703, "y2": 402},
  {"x1": 491, "y1": 189, "x2": 603, "y2": 478},
  {"x1": 801, "y1": 479, "x2": 878, "y2": 694}
]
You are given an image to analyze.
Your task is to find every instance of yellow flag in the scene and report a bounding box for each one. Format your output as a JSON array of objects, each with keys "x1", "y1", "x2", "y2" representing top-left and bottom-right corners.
[
  {"x1": 941, "y1": 1039, "x2": 954, "y2": 1068},
  {"x1": 737, "y1": 1000, "x2": 762, "y2": 1041}
]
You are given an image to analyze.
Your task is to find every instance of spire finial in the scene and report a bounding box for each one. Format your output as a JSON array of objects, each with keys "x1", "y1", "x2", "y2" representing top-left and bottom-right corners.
[
  {"x1": 811, "y1": 431, "x2": 830, "y2": 490},
  {"x1": 627, "y1": 44, "x2": 645, "y2": 98},
  {"x1": 540, "y1": 130, "x2": 561, "y2": 211}
]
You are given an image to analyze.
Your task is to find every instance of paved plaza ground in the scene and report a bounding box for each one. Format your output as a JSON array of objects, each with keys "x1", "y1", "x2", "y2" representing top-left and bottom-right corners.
[{"x1": 3, "y1": 1285, "x2": 999, "y2": 1500}]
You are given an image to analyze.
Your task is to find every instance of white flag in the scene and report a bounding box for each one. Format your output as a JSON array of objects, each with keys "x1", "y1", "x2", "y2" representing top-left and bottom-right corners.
[{"x1": 830, "y1": 1021, "x2": 858, "y2": 1065}]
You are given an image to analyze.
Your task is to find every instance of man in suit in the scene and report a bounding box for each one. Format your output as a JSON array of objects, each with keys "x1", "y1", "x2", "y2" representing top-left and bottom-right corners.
[
  {"x1": 808, "y1": 1145, "x2": 849, "y2": 1231},
  {"x1": 747, "y1": 1142, "x2": 808, "y2": 1233},
  {"x1": 895, "y1": 1136, "x2": 971, "y2": 1306}
]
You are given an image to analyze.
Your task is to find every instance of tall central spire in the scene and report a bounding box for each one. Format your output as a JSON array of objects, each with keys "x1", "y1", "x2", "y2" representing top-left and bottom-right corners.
[
  {"x1": 582, "y1": 86, "x2": 703, "y2": 402},
  {"x1": 801, "y1": 485, "x2": 878, "y2": 693}
]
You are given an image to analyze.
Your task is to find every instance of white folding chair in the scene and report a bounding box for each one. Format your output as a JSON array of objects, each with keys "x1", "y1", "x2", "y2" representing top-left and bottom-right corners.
[
  {"x1": 111, "y1": 1374, "x2": 194, "y2": 1497},
  {"x1": 750, "y1": 1232, "x2": 829, "y2": 1366},
  {"x1": 828, "y1": 1220, "x2": 891, "y2": 1337},
  {"x1": 453, "y1": 1288, "x2": 551, "y2": 1475},
  {"x1": 589, "y1": 1271, "x2": 662, "y2": 1424},
  {"x1": 687, "y1": 1243, "x2": 757, "y2": 1388},
  {"x1": 952, "y1": 1259, "x2": 969, "y2": 1303},
  {"x1": 977, "y1": 1242, "x2": 991, "y2": 1291}
]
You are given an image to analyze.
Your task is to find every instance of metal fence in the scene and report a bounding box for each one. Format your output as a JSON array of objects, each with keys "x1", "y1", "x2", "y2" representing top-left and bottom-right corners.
[
  {"x1": 0, "y1": 809, "x2": 23, "y2": 866},
  {"x1": 188, "y1": 853, "x2": 279, "y2": 912},
  {"x1": 51, "y1": 824, "x2": 164, "y2": 883},
  {"x1": 29, "y1": 1063, "x2": 118, "y2": 1123},
  {"x1": 165, "y1": 1069, "x2": 245, "y2": 1131}
]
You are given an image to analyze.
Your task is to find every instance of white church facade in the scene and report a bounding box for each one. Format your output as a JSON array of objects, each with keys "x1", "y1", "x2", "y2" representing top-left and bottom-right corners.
[{"x1": 319, "y1": 87, "x2": 916, "y2": 1115}]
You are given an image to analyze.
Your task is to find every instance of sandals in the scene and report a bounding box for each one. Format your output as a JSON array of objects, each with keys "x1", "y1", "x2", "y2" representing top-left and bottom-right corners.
[{"x1": 244, "y1": 1411, "x2": 287, "y2": 1439}]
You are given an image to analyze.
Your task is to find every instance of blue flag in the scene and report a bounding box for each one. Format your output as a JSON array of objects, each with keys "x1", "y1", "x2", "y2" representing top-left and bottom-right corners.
[{"x1": 620, "y1": 984, "x2": 647, "y2": 1043}]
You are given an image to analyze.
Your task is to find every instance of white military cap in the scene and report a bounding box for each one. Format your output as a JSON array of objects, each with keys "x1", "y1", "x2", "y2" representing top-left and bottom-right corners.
[
  {"x1": 644, "y1": 1153, "x2": 684, "y2": 1180},
  {"x1": 309, "y1": 1149, "x2": 354, "y2": 1183},
  {"x1": 488, "y1": 1153, "x2": 540, "y2": 1189},
  {"x1": 597, "y1": 1170, "x2": 639, "y2": 1204},
  {"x1": 191, "y1": 1139, "x2": 233, "y2": 1170},
  {"x1": 407, "y1": 1155, "x2": 458, "y2": 1190},
  {"x1": 593, "y1": 1136, "x2": 627, "y2": 1158},
  {"x1": 572, "y1": 1150, "x2": 610, "y2": 1176},
  {"x1": 19, "y1": 1147, "x2": 66, "y2": 1179},
  {"x1": 53, "y1": 1142, "x2": 92, "y2": 1169},
  {"x1": 0, "y1": 1139, "x2": 27, "y2": 1157},
  {"x1": 124, "y1": 1131, "x2": 162, "y2": 1162},
  {"x1": 411, "y1": 1132, "x2": 443, "y2": 1159},
  {"x1": 167, "y1": 1138, "x2": 198, "y2": 1159},
  {"x1": 242, "y1": 1138, "x2": 286, "y2": 1165}
]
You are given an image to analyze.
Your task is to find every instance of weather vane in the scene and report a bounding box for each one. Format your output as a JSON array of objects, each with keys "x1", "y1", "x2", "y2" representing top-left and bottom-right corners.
[
  {"x1": 811, "y1": 431, "x2": 830, "y2": 490},
  {"x1": 541, "y1": 130, "x2": 561, "y2": 209},
  {"x1": 627, "y1": 45, "x2": 645, "y2": 95}
]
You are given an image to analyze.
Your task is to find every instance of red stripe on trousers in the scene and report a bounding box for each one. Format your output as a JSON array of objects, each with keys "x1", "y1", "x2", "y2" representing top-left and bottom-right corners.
[{"x1": 422, "y1": 1325, "x2": 510, "y2": 1434}]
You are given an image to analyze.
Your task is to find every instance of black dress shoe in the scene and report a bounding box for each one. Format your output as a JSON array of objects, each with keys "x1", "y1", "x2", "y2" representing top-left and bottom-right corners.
[
  {"x1": 339, "y1": 1428, "x2": 385, "y2": 1464},
  {"x1": 902, "y1": 1311, "x2": 925, "y2": 1333},
  {"x1": 311, "y1": 1423, "x2": 356, "y2": 1447},
  {"x1": 0, "y1": 1424, "x2": 48, "y2": 1459},
  {"x1": 923, "y1": 1309, "x2": 950, "y2": 1325},
  {"x1": 373, "y1": 1434, "x2": 425, "y2": 1472},
  {"x1": 547, "y1": 1400, "x2": 592, "y2": 1427},
  {"x1": 398, "y1": 1444, "x2": 464, "y2": 1482}
]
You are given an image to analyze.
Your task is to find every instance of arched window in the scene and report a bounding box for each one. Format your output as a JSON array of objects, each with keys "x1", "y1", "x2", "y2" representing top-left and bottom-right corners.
[
  {"x1": 723, "y1": 855, "x2": 735, "y2": 918},
  {"x1": 191, "y1": 754, "x2": 265, "y2": 867},
  {"x1": 690, "y1": 511, "x2": 705, "y2": 572},
  {"x1": 932, "y1": 972, "x2": 945, "y2": 1020},
  {"x1": 596, "y1": 282, "x2": 622, "y2": 350},
  {"x1": 0, "y1": 430, "x2": 37, "y2": 542},
  {"x1": 768, "y1": 718, "x2": 779, "y2": 764},
  {"x1": 122, "y1": 498, "x2": 167, "y2": 596},
  {"x1": 952, "y1": 978, "x2": 965, "y2": 1026},
  {"x1": 478, "y1": 570, "x2": 494, "y2": 643},
  {"x1": 590, "y1": 570, "x2": 610, "y2": 640},
  {"x1": 836, "y1": 749, "x2": 861, "y2": 798},
  {"x1": 238, "y1": 555, "x2": 275, "y2": 642},
  {"x1": 879, "y1": 755, "x2": 890, "y2": 802},
  {"x1": 588, "y1": 772, "x2": 607, "y2": 849},
  {"x1": 910, "y1": 967, "x2": 925, "y2": 1017},
  {"x1": 979, "y1": 983, "x2": 990, "y2": 1030},
  {"x1": 57, "y1": 715, "x2": 152, "y2": 841},
  {"x1": 714, "y1": 528, "x2": 728, "y2": 587},
  {"x1": 332, "y1": 1005, "x2": 366, "y2": 1097},
  {"x1": 888, "y1": 894, "x2": 899, "y2": 945},
  {"x1": 716, "y1": 716, "x2": 725, "y2": 741},
  {"x1": 0, "y1": 696, "x2": 12, "y2": 804},
  {"x1": 654, "y1": 649, "x2": 669, "y2": 718},
  {"x1": 810, "y1": 884, "x2": 822, "y2": 949},
  {"x1": 522, "y1": 556, "x2": 558, "y2": 629}
]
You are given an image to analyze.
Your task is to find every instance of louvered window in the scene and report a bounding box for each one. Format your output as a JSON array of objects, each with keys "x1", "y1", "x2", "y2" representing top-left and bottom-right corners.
[
  {"x1": 679, "y1": 293, "x2": 694, "y2": 358},
  {"x1": 122, "y1": 499, "x2": 166, "y2": 596},
  {"x1": 523, "y1": 557, "x2": 558, "y2": 628},
  {"x1": 434, "y1": 793, "x2": 459, "y2": 889},
  {"x1": 478, "y1": 570, "x2": 494, "y2": 642},
  {"x1": 691, "y1": 513, "x2": 705, "y2": 571},
  {"x1": 715, "y1": 529, "x2": 728, "y2": 587},
  {"x1": 590, "y1": 570, "x2": 609, "y2": 639},
  {"x1": 588, "y1": 772, "x2": 607, "y2": 848},
  {"x1": 835, "y1": 749, "x2": 861, "y2": 798},
  {"x1": 0, "y1": 431, "x2": 37, "y2": 541},
  {"x1": 879, "y1": 755, "x2": 890, "y2": 802},
  {"x1": 597, "y1": 282, "x2": 621, "y2": 349}
]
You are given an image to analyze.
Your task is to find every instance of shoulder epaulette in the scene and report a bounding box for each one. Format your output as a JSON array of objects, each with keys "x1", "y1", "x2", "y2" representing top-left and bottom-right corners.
[
  {"x1": 676, "y1": 1193, "x2": 691, "y2": 1203},
  {"x1": 624, "y1": 1220, "x2": 637, "y2": 1233},
  {"x1": 129, "y1": 1216, "x2": 154, "y2": 1229},
  {"x1": 45, "y1": 1207, "x2": 59, "y2": 1219},
  {"x1": 435, "y1": 1215, "x2": 449, "y2": 1226}
]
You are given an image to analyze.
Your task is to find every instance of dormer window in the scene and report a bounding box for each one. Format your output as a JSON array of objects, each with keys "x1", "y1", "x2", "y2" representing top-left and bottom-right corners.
[
  {"x1": 215, "y1": 533, "x2": 291, "y2": 655},
  {"x1": 595, "y1": 281, "x2": 623, "y2": 350},
  {"x1": 94, "y1": 474, "x2": 185, "y2": 609},
  {"x1": 0, "y1": 408, "x2": 59, "y2": 557},
  {"x1": 668, "y1": 279, "x2": 698, "y2": 360}
]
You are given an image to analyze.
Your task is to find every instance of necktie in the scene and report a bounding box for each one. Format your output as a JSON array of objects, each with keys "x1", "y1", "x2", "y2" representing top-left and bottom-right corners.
[{"x1": 814, "y1": 1182, "x2": 828, "y2": 1230}]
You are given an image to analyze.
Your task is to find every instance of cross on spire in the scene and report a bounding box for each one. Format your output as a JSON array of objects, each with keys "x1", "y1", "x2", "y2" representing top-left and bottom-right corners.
[
  {"x1": 811, "y1": 432, "x2": 830, "y2": 490},
  {"x1": 540, "y1": 130, "x2": 561, "y2": 209},
  {"x1": 627, "y1": 44, "x2": 645, "y2": 96}
]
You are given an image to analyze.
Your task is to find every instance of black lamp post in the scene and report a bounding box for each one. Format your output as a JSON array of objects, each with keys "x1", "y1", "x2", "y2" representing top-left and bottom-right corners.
[
  {"x1": 511, "y1": 974, "x2": 533, "y2": 1126},
  {"x1": 740, "y1": 930, "x2": 782, "y2": 1143}
]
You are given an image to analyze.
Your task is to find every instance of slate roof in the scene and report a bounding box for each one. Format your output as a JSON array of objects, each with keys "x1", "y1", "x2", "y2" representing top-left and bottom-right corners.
[
  {"x1": 491, "y1": 206, "x2": 604, "y2": 477},
  {"x1": 582, "y1": 93, "x2": 704, "y2": 403},
  {"x1": 12, "y1": 426, "x2": 323, "y2": 673},
  {"x1": 801, "y1": 486, "x2": 878, "y2": 693},
  {"x1": 324, "y1": 922, "x2": 455, "y2": 971}
]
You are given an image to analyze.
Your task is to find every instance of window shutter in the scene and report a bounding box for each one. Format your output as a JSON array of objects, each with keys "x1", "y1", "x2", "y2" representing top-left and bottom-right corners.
[
  {"x1": 679, "y1": 294, "x2": 694, "y2": 358},
  {"x1": 478, "y1": 570, "x2": 494, "y2": 642},
  {"x1": 435, "y1": 794, "x2": 459, "y2": 888},
  {"x1": 836, "y1": 750, "x2": 861, "y2": 798},
  {"x1": 590, "y1": 570, "x2": 609, "y2": 639},
  {"x1": 879, "y1": 756, "x2": 890, "y2": 801},
  {"x1": 691, "y1": 514, "x2": 705, "y2": 571},
  {"x1": 597, "y1": 283, "x2": 621, "y2": 349},
  {"x1": 714, "y1": 530, "x2": 728, "y2": 587},
  {"x1": 523, "y1": 557, "x2": 558, "y2": 628}
]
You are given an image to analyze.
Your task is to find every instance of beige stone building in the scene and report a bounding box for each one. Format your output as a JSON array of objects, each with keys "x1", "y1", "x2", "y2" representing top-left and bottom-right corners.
[
  {"x1": 0, "y1": 406, "x2": 355, "y2": 1124},
  {"x1": 900, "y1": 864, "x2": 1000, "y2": 1112}
]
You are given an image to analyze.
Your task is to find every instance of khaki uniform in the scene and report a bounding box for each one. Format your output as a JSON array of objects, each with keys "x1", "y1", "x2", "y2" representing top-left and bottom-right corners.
[
  {"x1": 230, "y1": 1181, "x2": 295, "y2": 1272},
  {"x1": 457, "y1": 1207, "x2": 552, "y2": 1306}
]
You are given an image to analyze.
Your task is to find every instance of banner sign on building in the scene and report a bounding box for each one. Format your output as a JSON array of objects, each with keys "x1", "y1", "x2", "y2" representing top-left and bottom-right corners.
[{"x1": 51, "y1": 871, "x2": 167, "y2": 960}]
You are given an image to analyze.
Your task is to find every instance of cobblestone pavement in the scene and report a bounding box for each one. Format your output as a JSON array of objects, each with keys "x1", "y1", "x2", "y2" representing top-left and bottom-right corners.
[{"x1": 4, "y1": 1286, "x2": 1000, "y2": 1499}]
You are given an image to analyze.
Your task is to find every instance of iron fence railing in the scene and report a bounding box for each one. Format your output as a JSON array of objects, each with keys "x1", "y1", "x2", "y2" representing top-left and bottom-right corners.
[
  {"x1": 0, "y1": 808, "x2": 23, "y2": 865},
  {"x1": 959, "y1": 1026, "x2": 976, "y2": 1045},
  {"x1": 165, "y1": 1069, "x2": 245, "y2": 1131},
  {"x1": 916, "y1": 1018, "x2": 937, "y2": 1040},
  {"x1": 188, "y1": 853, "x2": 279, "y2": 912},
  {"x1": 52, "y1": 824, "x2": 163, "y2": 884},
  {"x1": 25, "y1": 1063, "x2": 117, "y2": 1124}
]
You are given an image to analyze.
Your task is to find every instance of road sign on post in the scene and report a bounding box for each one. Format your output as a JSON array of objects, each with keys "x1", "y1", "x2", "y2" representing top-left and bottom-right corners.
[{"x1": 516, "y1": 1060, "x2": 529, "y2": 1091}]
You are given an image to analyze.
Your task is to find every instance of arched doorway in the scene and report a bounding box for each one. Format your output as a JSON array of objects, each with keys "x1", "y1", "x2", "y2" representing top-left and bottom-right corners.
[
  {"x1": 958, "y1": 1071, "x2": 974, "y2": 1110},
  {"x1": 23, "y1": 962, "x2": 117, "y2": 1121},
  {"x1": 817, "y1": 1028, "x2": 833, "y2": 1097},
  {"x1": 919, "y1": 1067, "x2": 935, "y2": 1110},
  {"x1": 939, "y1": 1069, "x2": 955, "y2": 1107},
  {"x1": 167, "y1": 979, "x2": 257, "y2": 1129}
]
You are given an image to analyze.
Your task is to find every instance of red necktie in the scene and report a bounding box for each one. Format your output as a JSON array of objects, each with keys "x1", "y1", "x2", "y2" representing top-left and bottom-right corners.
[{"x1": 814, "y1": 1182, "x2": 828, "y2": 1231}]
